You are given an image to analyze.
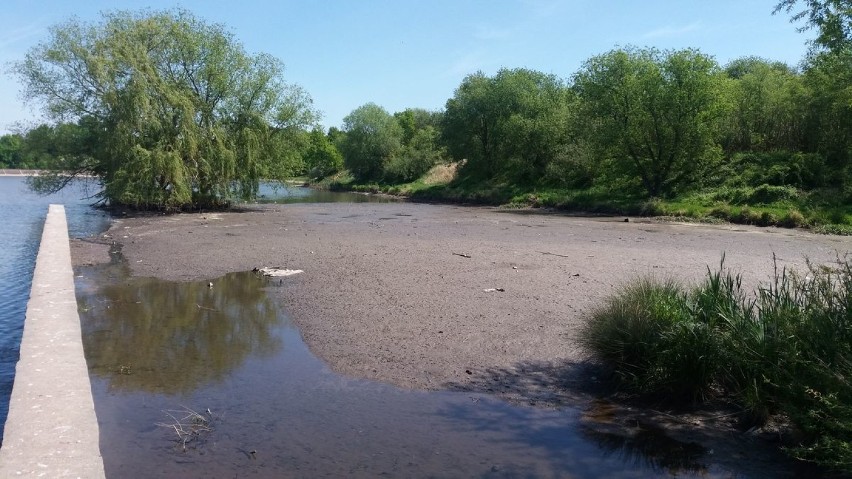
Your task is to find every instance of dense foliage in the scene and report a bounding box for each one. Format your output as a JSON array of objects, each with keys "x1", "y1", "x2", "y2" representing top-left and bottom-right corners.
[
  {"x1": 580, "y1": 258, "x2": 852, "y2": 471},
  {"x1": 14, "y1": 9, "x2": 316, "y2": 209},
  {"x1": 10, "y1": 4, "x2": 852, "y2": 228}
]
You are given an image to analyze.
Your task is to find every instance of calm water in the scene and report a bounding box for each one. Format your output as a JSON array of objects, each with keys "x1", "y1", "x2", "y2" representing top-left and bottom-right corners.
[
  {"x1": 1, "y1": 178, "x2": 800, "y2": 476},
  {"x1": 74, "y1": 263, "x2": 790, "y2": 478},
  {"x1": 255, "y1": 183, "x2": 397, "y2": 204},
  {"x1": 0, "y1": 179, "x2": 385, "y2": 441},
  {"x1": 0, "y1": 176, "x2": 110, "y2": 442}
]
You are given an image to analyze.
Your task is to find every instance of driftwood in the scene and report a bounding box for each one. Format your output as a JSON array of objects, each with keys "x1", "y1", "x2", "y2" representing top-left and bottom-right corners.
[{"x1": 538, "y1": 251, "x2": 571, "y2": 258}]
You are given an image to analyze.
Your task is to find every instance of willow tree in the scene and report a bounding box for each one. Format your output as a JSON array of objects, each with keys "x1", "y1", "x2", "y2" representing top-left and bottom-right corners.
[{"x1": 15, "y1": 9, "x2": 316, "y2": 209}]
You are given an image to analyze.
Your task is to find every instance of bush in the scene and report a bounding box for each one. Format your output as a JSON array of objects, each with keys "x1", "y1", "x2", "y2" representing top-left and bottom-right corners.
[
  {"x1": 581, "y1": 257, "x2": 852, "y2": 472},
  {"x1": 780, "y1": 209, "x2": 807, "y2": 228},
  {"x1": 729, "y1": 151, "x2": 829, "y2": 190},
  {"x1": 579, "y1": 278, "x2": 718, "y2": 401},
  {"x1": 747, "y1": 184, "x2": 800, "y2": 204}
]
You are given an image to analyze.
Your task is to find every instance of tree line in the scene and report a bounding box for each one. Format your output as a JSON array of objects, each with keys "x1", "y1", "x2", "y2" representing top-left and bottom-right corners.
[{"x1": 8, "y1": 2, "x2": 851, "y2": 215}]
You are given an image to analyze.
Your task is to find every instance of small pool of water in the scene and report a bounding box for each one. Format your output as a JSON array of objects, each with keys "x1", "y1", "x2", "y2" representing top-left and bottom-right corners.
[
  {"x1": 75, "y1": 260, "x2": 778, "y2": 478},
  {"x1": 253, "y1": 184, "x2": 397, "y2": 204}
]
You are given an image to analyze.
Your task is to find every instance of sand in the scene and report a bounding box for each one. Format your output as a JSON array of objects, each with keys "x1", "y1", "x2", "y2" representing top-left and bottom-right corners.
[{"x1": 72, "y1": 201, "x2": 852, "y2": 407}]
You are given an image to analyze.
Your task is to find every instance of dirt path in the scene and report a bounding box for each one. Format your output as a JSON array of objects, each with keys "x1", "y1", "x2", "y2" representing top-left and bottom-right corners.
[{"x1": 73, "y1": 202, "x2": 852, "y2": 405}]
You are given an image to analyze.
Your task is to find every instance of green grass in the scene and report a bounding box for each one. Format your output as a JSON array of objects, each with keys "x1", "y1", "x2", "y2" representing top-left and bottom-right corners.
[
  {"x1": 314, "y1": 167, "x2": 852, "y2": 234},
  {"x1": 580, "y1": 257, "x2": 852, "y2": 472}
]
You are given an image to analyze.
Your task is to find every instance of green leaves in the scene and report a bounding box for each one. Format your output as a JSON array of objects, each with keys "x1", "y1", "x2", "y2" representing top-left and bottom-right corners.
[
  {"x1": 442, "y1": 68, "x2": 570, "y2": 182},
  {"x1": 340, "y1": 103, "x2": 403, "y2": 181},
  {"x1": 15, "y1": 9, "x2": 316, "y2": 210},
  {"x1": 574, "y1": 47, "x2": 724, "y2": 198}
]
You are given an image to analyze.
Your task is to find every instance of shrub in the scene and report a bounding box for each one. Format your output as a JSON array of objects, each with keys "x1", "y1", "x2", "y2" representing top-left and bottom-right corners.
[
  {"x1": 579, "y1": 278, "x2": 718, "y2": 401},
  {"x1": 780, "y1": 209, "x2": 807, "y2": 228},
  {"x1": 581, "y1": 257, "x2": 852, "y2": 471},
  {"x1": 732, "y1": 206, "x2": 763, "y2": 224},
  {"x1": 747, "y1": 184, "x2": 800, "y2": 204}
]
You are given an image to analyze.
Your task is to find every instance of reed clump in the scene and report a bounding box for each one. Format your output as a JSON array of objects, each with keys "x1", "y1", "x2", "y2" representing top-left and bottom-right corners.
[{"x1": 581, "y1": 255, "x2": 852, "y2": 472}]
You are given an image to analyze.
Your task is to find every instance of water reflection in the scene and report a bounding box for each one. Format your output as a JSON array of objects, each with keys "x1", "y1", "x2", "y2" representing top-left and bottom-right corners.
[
  {"x1": 254, "y1": 184, "x2": 396, "y2": 204},
  {"x1": 78, "y1": 271, "x2": 283, "y2": 394},
  {"x1": 581, "y1": 422, "x2": 707, "y2": 474},
  {"x1": 75, "y1": 265, "x2": 799, "y2": 478}
]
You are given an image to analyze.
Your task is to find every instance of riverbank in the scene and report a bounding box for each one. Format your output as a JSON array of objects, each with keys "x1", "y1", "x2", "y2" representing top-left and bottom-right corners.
[
  {"x1": 0, "y1": 169, "x2": 41, "y2": 176},
  {"x1": 73, "y1": 202, "x2": 851, "y2": 395},
  {"x1": 72, "y1": 202, "x2": 852, "y2": 475}
]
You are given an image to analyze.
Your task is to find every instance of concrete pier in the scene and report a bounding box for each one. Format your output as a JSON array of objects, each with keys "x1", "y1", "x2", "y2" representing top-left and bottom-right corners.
[{"x1": 0, "y1": 205, "x2": 105, "y2": 477}]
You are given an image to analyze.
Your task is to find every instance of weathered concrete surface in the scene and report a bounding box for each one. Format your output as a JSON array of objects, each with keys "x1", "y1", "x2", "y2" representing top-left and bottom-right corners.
[{"x1": 0, "y1": 204, "x2": 105, "y2": 477}]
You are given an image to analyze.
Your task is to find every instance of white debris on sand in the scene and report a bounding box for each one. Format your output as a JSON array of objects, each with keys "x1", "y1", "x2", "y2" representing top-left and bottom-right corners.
[{"x1": 257, "y1": 267, "x2": 304, "y2": 277}]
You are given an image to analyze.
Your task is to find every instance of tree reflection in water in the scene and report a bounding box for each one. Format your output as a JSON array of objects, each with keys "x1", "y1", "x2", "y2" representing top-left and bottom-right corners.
[{"x1": 78, "y1": 271, "x2": 283, "y2": 394}]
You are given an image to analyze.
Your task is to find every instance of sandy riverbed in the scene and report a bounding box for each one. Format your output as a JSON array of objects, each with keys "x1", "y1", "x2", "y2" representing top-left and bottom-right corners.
[{"x1": 72, "y1": 202, "x2": 852, "y2": 408}]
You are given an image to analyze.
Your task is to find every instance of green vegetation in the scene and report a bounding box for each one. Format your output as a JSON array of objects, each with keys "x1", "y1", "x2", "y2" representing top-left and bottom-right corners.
[
  {"x1": 10, "y1": 2, "x2": 852, "y2": 227},
  {"x1": 14, "y1": 9, "x2": 316, "y2": 210},
  {"x1": 580, "y1": 257, "x2": 852, "y2": 472},
  {"x1": 314, "y1": 3, "x2": 852, "y2": 233}
]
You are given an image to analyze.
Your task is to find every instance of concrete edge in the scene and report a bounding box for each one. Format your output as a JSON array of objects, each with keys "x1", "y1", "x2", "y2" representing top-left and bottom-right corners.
[{"x1": 0, "y1": 204, "x2": 105, "y2": 478}]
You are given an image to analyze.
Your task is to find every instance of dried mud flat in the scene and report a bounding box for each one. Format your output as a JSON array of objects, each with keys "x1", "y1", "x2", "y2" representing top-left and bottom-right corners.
[{"x1": 73, "y1": 201, "x2": 852, "y2": 474}]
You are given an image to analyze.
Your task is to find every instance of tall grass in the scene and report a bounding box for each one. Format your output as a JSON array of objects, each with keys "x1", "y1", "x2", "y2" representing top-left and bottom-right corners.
[{"x1": 580, "y1": 256, "x2": 852, "y2": 472}]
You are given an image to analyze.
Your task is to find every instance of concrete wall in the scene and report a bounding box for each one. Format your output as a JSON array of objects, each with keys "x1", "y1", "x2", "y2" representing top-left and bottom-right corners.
[{"x1": 0, "y1": 204, "x2": 105, "y2": 477}]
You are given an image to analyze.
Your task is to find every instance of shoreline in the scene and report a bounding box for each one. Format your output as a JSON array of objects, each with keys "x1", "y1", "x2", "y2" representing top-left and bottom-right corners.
[
  {"x1": 73, "y1": 202, "x2": 852, "y2": 395},
  {"x1": 0, "y1": 169, "x2": 41, "y2": 176},
  {"x1": 70, "y1": 201, "x2": 852, "y2": 475}
]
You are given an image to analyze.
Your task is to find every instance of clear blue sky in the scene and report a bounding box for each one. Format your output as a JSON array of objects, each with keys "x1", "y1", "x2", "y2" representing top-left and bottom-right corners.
[{"x1": 0, "y1": 0, "x2": 813, "y2": 134}]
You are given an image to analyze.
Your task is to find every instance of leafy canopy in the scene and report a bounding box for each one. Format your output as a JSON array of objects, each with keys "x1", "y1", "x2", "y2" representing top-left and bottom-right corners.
[
  {"x1": 14, "y1": 9, "x2": 316, "y2": 209},
  {"x1": 340, "y1": 103, "x2": 402, "y2": 181},
  {"x1": 573, "y1": 47, "x2": 725, "y2": 198}
]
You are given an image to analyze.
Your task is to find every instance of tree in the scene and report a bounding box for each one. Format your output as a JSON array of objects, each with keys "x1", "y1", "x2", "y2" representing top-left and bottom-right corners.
[
  {"x1": 0, "y1": 134, "x2": 23, "y2": 169},
  {"x1": 340, "y1": 103, "x2": 402, "y2": 181},
  {"x1": 721, "y1": 57, "x2": 805, "y2": 152},
  {"x1": 303, "y1": 127, "x2": 343, "y2": 179},
  {"x1": 382, "y1": 108, "x2": 446, "y2": 182},
  {"x1": 801, "y1": 51, "x2": 852, "y2": 173},
  {"x1": 775, "y1": 0, "x2": 852, "y2": 53},
  {"x1": 14, "y1": 9, "x2": 316, "y2": 209},
  {"x1": 573, "y1": 47, "x2": 725, "y2": 197},
  {"x1": 443, "y1": 68, "x2": 570, "y2": 181}
]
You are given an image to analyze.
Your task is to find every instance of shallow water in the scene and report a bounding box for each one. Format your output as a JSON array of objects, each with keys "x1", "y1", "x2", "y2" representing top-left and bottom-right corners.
[
  {"x1": 255, "y1": 184, "x2": 397, "y2": 204},
  {"x1": 0, "y1": 176, "x2": 109, "y2": 442},
  {"x1": 75, "y1": 262, "x2": 768, "y2": 478}
]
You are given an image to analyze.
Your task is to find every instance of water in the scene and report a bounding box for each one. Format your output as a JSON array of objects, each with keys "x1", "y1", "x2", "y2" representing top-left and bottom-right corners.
[
  {"x1": 0, "y1": 176, "x2": 110, "y2": 442},
  {"x1": 0, "y1": 177, "x2": 804, "y2": 476},
  {"x1": 74, "y1": 264, "x2": 781, "y2": 478},
  {"x1": 255, "y1": 183, "x2": 397, "y2": 204}
]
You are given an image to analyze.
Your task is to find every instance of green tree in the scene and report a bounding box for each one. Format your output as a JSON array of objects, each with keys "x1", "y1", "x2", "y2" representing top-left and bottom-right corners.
[
  {"x1": 14, "y1": 9, "x2": 316, "y2": 209},
  {"x1": 721, "y1": 57, "x2": 805, "y2": 152},
  {"x1": 383, "y1": 108, "x2": 446, "y2": 182},
  {"x1": 303, "y1": 127, "x2": 343, "y2": 178},
  {"x1": 0, "y1": 134, "x2": 23, "y2": 169},
  {"x1": 573, "y1": 47, "x2": 725, "y2": 197},
  {"x1": 443, "y1": 68, "x2": 569, "y2": 181},
  {"x1": 802, "y1": 51, "x2": 852, "y2": 176},
  {"x1": 775, "y1": 0, "x2": 852, "y2": 53},
  {"x1": 340, "y1": 103, "x2": 402, "y2": 181}
]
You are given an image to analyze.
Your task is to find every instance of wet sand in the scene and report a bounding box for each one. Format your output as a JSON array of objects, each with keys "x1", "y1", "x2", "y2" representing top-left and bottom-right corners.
[
  {"x1": 70, "y1": 202, "x2": 852, "y2": 476},
  {"x1": 75, "y1": 202, "x2": 852, "y2": 402}
]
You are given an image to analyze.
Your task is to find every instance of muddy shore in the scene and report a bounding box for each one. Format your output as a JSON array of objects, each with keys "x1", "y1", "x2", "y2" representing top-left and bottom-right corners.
[
  {"x1": 70, "y1": 202, "x2": 852, "y2": 476},
  {"x1": 73, "y1": 202, "x2": 851, "y2": 399}
]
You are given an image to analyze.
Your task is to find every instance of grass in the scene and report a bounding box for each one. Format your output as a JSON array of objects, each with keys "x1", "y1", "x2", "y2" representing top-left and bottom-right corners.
[
  {"x1": 317, "y1": 165, "x2": 852, "y2": 234},
  {"x1": 580, "y1": 256, "x2": 852, "y2": 472}
]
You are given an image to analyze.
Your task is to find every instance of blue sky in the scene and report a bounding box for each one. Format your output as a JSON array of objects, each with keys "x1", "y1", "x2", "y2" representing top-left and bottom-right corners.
[{"x1": 0, "y1": 1, "x2": 813, "y2": 134}]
